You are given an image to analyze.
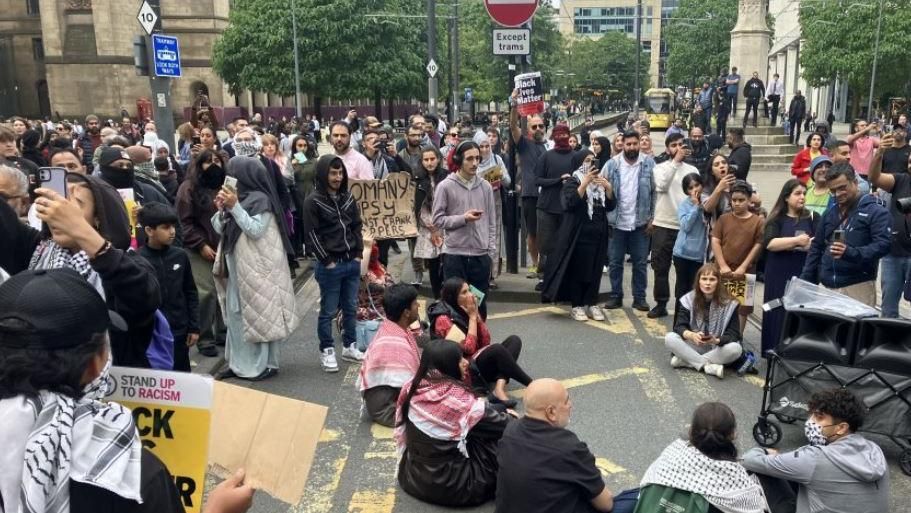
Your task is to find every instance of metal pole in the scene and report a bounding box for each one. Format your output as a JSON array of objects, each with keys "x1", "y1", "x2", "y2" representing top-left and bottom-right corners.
[
  {"x1": 427, "y1": 0, "x2": 438, "y2": 116},
  {"x1": 291, "y1": 0, "x2": 302, "y2": 119},
  {"x1": 633, "y1": 0, "x2": 642, "y2": 119},
  {"x1": 452, "y1": 0, "x2": 460, "y2": 122},
  {"x1": 866, "y1": 0, "x2": 883, "y2": 119},
  {"x1": 448, "y1": 15, "x2": 454, "y2": 123}
]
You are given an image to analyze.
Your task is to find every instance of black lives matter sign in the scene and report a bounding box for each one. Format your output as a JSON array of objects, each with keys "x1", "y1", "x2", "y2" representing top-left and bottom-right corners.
[{"x1": 514, "y1": 71, "x2": 544, "y2": 117}]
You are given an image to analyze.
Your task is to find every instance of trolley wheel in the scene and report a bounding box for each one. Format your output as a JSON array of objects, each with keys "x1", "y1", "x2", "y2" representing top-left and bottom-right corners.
[
  {"x1": 774, "y1": 412, "x2": 797, "y2": 424},
  {"x1": 900, "y1": 450, "x2": 911, "y2": 476},
  {"x1": 753, "y1": 420, "x2": 783, "y2": 447}
]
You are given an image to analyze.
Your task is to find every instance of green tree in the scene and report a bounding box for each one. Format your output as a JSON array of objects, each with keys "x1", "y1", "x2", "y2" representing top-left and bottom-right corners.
[
  {"x1": 800, "y1": 0, "x2": 911, "y2": 117},
  {"x1": 663, "y1": 0, "x2": 739, "y2": 88},
  {"x1": 558, "y1": 32, "x2": 649, "y2": 99}
]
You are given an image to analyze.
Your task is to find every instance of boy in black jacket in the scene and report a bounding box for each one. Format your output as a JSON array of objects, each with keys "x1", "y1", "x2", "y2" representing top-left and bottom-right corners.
[{"x1": 138, "y1": 202, "x2": 199, "y2": 371}]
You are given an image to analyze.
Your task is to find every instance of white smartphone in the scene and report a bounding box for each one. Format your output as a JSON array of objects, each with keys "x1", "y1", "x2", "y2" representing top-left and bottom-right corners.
[{"x1": 223, "y1": 175, "x2": 238, "y2": 193}]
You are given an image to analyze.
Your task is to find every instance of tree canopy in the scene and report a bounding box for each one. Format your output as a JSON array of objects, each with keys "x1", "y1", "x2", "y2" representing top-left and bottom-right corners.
[
  {"x1": 663, "y1": 0, "x2": 739, "y2": 88},
  {"x1": 800, "y1": 0, "x2": 911, "y2": 112},
  {"x1": 557, "y1": 31, "x2": 649, "y2": 98}
]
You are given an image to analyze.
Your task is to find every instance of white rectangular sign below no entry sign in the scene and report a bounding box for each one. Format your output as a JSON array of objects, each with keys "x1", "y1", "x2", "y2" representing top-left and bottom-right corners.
[{"x1": 493, "y1": 29, "x2": 530, "y2": 55}]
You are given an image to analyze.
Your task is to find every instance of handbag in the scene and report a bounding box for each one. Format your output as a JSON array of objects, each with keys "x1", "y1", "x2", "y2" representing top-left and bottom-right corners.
[{"x1": 355, "y1": 287, "x2": 384, "y2": 352}]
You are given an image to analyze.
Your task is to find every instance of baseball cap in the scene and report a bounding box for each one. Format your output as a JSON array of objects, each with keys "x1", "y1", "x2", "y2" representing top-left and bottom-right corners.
[
  {"x1": 810, "y1": 155, "x2": 833, "y2": 171},
  {"x1": 0, "y1": 269, "x2": 127, "y2": 350},
  {"x1": 99, "y1": 146, "x2": 132, "y2": 167}
]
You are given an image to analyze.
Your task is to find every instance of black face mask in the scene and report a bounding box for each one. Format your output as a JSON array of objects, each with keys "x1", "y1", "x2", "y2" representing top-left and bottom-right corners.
[
  {"x1": 100, "y1": 165, "x2": 134, "y2": 189},
  {"x1": 200, "y1": 164, "x2": 225, "y2": 189}
]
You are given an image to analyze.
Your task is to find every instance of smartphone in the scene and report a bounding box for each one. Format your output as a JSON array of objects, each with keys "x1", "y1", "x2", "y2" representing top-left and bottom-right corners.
[
  {"x1": 192, "y1": 136, "x2": 201, "y2": 146},
  {"x1": 38, "y1": 167, "x2": 68, "y2": 198},
  {"x1": 833, "y1": 229, "x2": 845, "y2": 244},
  {"x1": 223, "y1": 175, "x2": 238, "y2": 193}
]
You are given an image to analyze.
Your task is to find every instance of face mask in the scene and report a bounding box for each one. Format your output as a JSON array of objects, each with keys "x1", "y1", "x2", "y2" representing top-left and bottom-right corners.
[
  {"x1": 295, "y1": 152, "x2": 307, "y2": 164},
  {"x1": 200, "y1": 164, "x2": 225, "y2": 189},
  {"x1": 234, "y1": 141, "x2": 258, "y2": 157},
  {"x1": 804, "y1": 418, "x2": 833, "y2": 446},
  {"x1": 101, "y1": 165, "x2": 134, "y2": 189},
  {"x1": 135, "y1": 161, "x2": 156, "y2": 177}
]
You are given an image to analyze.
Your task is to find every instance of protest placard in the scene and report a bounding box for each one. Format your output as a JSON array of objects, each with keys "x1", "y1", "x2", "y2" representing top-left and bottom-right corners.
[
  {"x1": 724, "y1": 274, "x2": 757, "y2": 306},
  {"x1": 117, "y1": 188, "x2": 138, "y2": 247},
  {"x1": 348, "y1": 173, "x2": 417, "y2": 240},
  {"x1": 208, "y1": 381, "x2": 328, "y2": 505},
  {"x1": 106, "y1": 367, "x2": 213, "y2": 513},
  {"x1": 514, "y1": 71, "x2": 544, "y2": 117}
]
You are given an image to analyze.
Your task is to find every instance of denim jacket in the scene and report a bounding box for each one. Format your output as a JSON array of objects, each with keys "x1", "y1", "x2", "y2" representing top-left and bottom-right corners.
[
  {"x1": 673, "y1": 198, "x2": 707, "y2": 262},
  {"x1": 602, "y1": 153, "x2": 656, "y2": 229}
]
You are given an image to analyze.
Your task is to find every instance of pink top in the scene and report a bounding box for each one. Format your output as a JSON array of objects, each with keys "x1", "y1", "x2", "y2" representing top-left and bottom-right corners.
[
  {"x1": 336, "y1": 149, "x2": 375, "y2": 180},
  {"x1": 850, "y1": 136, "x2": 879, "y2": 176}
]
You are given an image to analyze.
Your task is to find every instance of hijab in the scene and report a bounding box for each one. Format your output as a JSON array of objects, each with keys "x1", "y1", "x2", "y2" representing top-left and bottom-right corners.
[
  {"x1": 221, "y1": 156, "x2": 293, "y2": 255},
  {"x1": 570, "y1": 150, "x2": 605, "y2": 220}
]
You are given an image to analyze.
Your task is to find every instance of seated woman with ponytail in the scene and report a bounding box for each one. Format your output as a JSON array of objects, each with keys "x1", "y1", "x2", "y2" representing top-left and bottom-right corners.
[
  {"x1": 638, "y1": 402, "x2": 766, "y2": 513},
  {"x1": 427, "y1": 277, "x2": 532, "y2": 406},
  {"x1": 395, "y1": 339, "x2": 514, "y2": 507}
]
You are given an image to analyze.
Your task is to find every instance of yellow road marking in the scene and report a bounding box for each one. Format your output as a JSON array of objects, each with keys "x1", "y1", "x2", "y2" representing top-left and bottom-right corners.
[
  {"x1": 487, "y1": 306, "x2": 565, "y2": 320},
  {"x1": 629, "y1": 310, "x2": 670, "y2": 340},
  {"x1": 594, "y1": 308, "x2": 636, "y2": 334},
  {"x1": 744, "y1": 375, "x2": 765, "y2": 388},
  {"x1": 364, "y1": 451, "x2": 398, "y2": 459},
  {"x1": 295, "y1": 456, "x2": 348, "y2": 513},
  {"x1": 595, "y1": 457, "x2": 627, "y2": 476},
  {"x1": 348, "y1": 488, "x2": 396, "y2": 513},
  {"x1": 370, "y1": 424, "x2": 394, "y2": 439},
  {"x1": 509, "y1": 366, "x2": 649, "y2": 398},
  {"x1": 676, "y1": 369, "x2": 717, "y2": 402},
  {"x1": 319, "y1": 428, "x2": 341, "y2": 443},
  {"x1": 633, "y1": 356, "x2": 683, "y2": 417}
]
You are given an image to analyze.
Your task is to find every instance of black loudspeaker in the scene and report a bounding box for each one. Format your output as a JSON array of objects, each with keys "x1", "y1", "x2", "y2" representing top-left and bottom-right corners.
[
  {"x1": 854, "y1": 318, "x2": 911, "y2": 377},
  {"x1": 777, "y1": 308, "x2": 857, "y2": 365}
]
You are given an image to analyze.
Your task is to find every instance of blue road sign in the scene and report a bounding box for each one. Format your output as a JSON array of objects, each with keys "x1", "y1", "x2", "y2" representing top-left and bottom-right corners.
[{"x1": 151, "y1": 34, "x2": 181, "y2": 78}]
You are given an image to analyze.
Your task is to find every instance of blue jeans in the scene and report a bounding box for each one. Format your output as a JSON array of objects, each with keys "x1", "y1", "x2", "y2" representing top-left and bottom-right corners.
[
  {"x1": 608, "y1": 226, "x2": 649, "y2": 302},
  {"x1": 315, "y1": 259, "x2": 360, "y2": 350},
  {"x1": 880, "y1": 255, "x2": 911, "y2": 318}
]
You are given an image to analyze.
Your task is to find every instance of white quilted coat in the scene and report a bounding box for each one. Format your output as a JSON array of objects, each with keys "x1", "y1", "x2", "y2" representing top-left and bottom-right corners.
[{"x1": 217, "y1": 216, "x2": 300, "y2": 343}]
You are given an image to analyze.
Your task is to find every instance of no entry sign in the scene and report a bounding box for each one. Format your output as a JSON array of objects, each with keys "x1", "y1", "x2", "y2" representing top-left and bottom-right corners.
[{"x1": 484, "y1": 0, "x2": 538, "y2": 28}]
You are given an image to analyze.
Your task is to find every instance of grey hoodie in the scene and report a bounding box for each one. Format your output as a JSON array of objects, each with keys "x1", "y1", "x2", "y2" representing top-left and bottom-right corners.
[
  {"x1": 741, "y1": 434, "x2": 890, "y2": 513},
  {"x1": 431, "y1": 171, "x2": 497, "y2": 261}
]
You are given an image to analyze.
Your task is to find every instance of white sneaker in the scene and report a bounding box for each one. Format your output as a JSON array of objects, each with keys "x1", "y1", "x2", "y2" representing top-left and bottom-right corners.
[
  {"x1": 321, "y1": 348, "x2": 339, "y2": 373},
  {"x1": 589, "y1": 306, "x2": 605, "y2": 321},
  {"x1": 341, "y1": 345, "x2": 366, "y2": 363},
  {"x1": 670, "y1": 355, "x2": 687, "y2": 368},
  {"x1": 571, "y1": 307, "x2": 589, "y2": 322},
  {"x1": 703, "y1": 363, "x2": 725, "y2": 379}
]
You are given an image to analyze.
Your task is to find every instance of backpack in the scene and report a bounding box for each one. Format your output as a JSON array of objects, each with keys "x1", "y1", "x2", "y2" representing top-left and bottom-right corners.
[
  {"x1": 633, "y1": 484, "x2": 711, "y2": 513},
  {"x1": 146, "y1": 310, "x2": 175, "y2": 370}
]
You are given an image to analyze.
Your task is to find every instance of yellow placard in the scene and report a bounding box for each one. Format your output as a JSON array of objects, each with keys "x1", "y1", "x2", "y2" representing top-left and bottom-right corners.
[{"x1": 723, "y1": 274, "x2": 756, "y2": 306}]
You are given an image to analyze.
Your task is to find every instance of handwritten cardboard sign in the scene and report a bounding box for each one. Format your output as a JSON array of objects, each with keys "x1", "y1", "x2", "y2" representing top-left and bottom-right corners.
[
  {"x1": 724, "y1": 274, "x2": 757, "y2": 306},
  {"x1": 514, "y1": 71, "x2": 544, "y2": 117},
  {"x1": 349, "y1": 173, "x2": 418, "y2": 240}
]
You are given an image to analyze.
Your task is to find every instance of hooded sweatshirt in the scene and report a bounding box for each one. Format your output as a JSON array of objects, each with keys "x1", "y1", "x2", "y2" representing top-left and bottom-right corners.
[
  {"x1": 431, "y1": 171, "x2": 497, "y2": 261},
  {"x1": 741, "y1": 434, "x2": 890, "y2": 513},
  {"x1": 302, "y1": 155, "x2": 364, "y2": 265}
]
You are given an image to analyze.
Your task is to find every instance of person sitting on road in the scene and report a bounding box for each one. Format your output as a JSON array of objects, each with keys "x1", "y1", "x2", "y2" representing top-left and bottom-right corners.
[
  {"x1": 639, "y1": 402, "x2": 766, "y2": 513},
  {"x1": 495, "y1": 378, "x2": 639, "y2": 513},
  {"x1": 664, "y1": 263, "x2": 743, "y2": 379},
  {"x1": 741, "y1": 389, "x2": 890, "y2": 513},
  {"x1": 395, "y1": 339, "x2": 514, "y2": 507},
  {"x1": 428, "y1": 277, "x2": 532, "y2": 406},
  {"x1": 358, "y1": 283, "x2": 422, "y2": 427}
]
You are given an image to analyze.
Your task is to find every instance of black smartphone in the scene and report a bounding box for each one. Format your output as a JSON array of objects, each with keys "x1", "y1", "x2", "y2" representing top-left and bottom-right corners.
[
  {"x1": 38, "y1": 167, "x2": 68, "y2": 198},
  {"x1": 192, "y1": 136, "x2": 201, "y2": 146}
]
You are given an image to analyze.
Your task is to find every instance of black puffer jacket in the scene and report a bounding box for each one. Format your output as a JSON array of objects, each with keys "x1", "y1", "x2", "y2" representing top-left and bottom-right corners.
[{"x1": 302, "y1": 155, "x2": 364, "y2": 265}]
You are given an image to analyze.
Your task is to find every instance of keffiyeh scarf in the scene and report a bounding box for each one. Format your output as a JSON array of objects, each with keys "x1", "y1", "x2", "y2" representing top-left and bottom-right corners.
[
  {"x1": 357, "y1": 321, "x2": 421, "y2": 391},
  {"x1": 679, "y1": 291, "x2": 738, "y2": 339},
  {"x1": 641, "y1": 439, "x2": 768, "y2": 513},
  {"x1": 394, "y1": 374, "x2": 486, "y2": 458},
  {"x1": 572, "y1": 164, "x2": 606, "y2": 220},
  {"x1": 15, "y1": 353, "x2": 143, "y2": 513},
  {"x1": 28, "y1": 240, "x2": 104, "y2": 299}
]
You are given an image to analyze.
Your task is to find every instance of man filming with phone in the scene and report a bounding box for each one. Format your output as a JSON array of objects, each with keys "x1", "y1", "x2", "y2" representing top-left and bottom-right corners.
[
  {"x1": 432, "y1": 140, "x2": 497, "y2": 319},
  {"x1": 800, "y1": 161, "x2": 891, "y2": 303}
]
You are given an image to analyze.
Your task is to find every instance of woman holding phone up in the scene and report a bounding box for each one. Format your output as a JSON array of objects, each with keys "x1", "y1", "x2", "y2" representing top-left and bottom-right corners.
[{"x1": 664, "y1": 263, "x2": 743, "y2": 379}]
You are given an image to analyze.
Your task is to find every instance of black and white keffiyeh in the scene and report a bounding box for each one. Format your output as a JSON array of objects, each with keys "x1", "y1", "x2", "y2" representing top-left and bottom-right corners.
[
  {"x1": 15, "y1": 354, "x2": 143, "y2": 513},
  {"x1": 572, "y1": 165, "x2": 606, "y2": 220},
  {"x1": 641, "y1": 439, "x2": 768, "y2": 513},
  {"x1": 679, "y1": 291, "x2": 738, "y2": 339},
  {"x1": 28, "y1": 240, "x2": 104, "y2": 299}
]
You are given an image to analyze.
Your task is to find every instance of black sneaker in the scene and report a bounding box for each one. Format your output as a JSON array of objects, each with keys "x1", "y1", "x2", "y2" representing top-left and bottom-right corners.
[
  {"x1": 632, "y1": 300, "x2": 650, "y2": 312},
  {"x1": 647, "y1": 304, "x2": 668, "y2": 318},
  {"x1": 198, "y1": 345, "x2": 219, "y2": 357},
  {"x1": 603, "y1": 297, "x2": 622, "y2": 309},
  {"x1": 534, "y1": 280, "x2": 543, "y2": 292}
]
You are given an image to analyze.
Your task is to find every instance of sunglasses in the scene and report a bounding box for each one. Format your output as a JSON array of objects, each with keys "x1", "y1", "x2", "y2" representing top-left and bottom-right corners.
[
  {"x1": 530, "y1": 124, "x2": 544, "y2": 129},
  {"x1": 448, "y1": 132, "x2": 458, "y2": 137}
]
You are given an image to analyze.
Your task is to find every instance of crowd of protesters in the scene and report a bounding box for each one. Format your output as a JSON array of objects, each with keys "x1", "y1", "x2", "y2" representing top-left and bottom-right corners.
[{"x1": 1, "y1": 88, "x2": 904, "y2": 513}]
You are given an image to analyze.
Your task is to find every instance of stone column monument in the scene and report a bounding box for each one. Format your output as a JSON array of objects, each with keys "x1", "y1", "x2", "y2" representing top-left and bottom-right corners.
[{"x1": 729, "y1": 0, "x2": 772, "y2": 124}]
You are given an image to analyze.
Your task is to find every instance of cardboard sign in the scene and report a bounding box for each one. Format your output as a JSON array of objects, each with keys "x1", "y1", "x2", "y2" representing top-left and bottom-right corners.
[
  {"x1": 514, "y1": 71, "x2": 544, "y2": 117},
  {"x1": 117, "y1": 188, "x2": 138, "y2": 248},
  {"x1": 208, "y1": 382, "x2": 328, "y2": 505},
  {"x1": 724, "y1": 274, "x2": 757, "y2": 306},
  {"x1": 349, "y1": 173, "x2": 418, "y2": 240},
  {"x1": 106, "y1": 367, "x2": 213, "y2": 513}
]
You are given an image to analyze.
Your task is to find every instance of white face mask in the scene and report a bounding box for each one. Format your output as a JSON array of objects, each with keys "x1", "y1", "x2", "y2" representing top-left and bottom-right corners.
[{"x1": 804, "y1": 418, "x2": 832, "y2": 446}]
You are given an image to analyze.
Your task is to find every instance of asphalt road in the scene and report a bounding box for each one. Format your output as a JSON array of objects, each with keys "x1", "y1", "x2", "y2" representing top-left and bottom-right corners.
[{"x1": 212, "y1": 267, "x2": 911, "y2": 513}]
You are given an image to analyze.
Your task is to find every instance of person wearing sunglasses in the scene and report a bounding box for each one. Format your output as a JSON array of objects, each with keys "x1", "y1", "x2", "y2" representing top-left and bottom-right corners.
[{"x1": 509, "y1": 89, "x2": 548, "y2": 281}]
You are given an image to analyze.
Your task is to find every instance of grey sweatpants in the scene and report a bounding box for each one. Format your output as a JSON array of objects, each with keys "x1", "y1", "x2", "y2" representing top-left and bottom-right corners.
[{"x1": 664, "y1": 332, "x2": 742, "y2": 370}]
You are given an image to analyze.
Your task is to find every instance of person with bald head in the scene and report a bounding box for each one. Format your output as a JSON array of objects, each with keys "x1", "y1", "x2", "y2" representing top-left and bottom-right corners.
[{"x1": 495, "y1": 379, "x2": 637, "y2": 513}]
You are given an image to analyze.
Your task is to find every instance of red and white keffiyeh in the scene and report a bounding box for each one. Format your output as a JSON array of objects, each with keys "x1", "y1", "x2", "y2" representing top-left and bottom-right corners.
[
  {"x1": 357, "y1": 320, "x2": 421, "y2": 391},
  {"x1": 394, "y1": 374, "x2": 486, "y2": 458}
]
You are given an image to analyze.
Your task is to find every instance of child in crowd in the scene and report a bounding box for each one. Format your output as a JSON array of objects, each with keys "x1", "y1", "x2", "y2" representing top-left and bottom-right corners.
[
  {"x1": 672, "y1": 173, "x2": 708, "y2": 305},
  {"x1": 138, "y1": 202, "x2": 200, "y2": 371},
  {"x1": 710, "y1": 181, "x2": 764, "y2": 335}
]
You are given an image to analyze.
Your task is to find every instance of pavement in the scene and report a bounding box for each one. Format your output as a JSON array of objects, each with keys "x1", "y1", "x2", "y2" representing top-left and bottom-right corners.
[{"x1": 193, "y1": 247, "x2": 911, "y2": 513}]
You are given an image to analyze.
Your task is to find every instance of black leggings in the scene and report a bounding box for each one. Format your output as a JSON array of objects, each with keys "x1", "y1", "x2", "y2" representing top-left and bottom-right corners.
[
  {"x1": 426, "y1": 256, "x2": 443, "y2": 299},
  {"x1": 473, "y1": 336, "x2": 532, "y2": 387}
]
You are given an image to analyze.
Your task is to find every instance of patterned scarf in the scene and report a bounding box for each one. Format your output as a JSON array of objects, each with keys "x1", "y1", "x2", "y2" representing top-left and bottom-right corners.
[
  {"x1": 357, "y1": 320, "x2": 420, "y2": 391},
  {"x1": 394, "y1": 373, "x2": 486, "y2": 458},
  {"x1": 641, "y1": 439, "x2": 768, "y2": 513},
  {"x1": 679, "y1": 291, "x2": 738, "y2": 339},
  {"x1": 15, "y1": 353, "x2": 143, "y2": 513},
  {"x1": 28, "y1": 240, "x2": 104, "y2": 299},
  {"x1": 572, "y1": 163, "x2": 606, "y2": 220}
]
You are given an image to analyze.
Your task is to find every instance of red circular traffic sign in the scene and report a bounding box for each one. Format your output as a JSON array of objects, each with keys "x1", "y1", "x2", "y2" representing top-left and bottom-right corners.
[{"x1": 484, "y1": 0, "x2": 538, "y2": 28}]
